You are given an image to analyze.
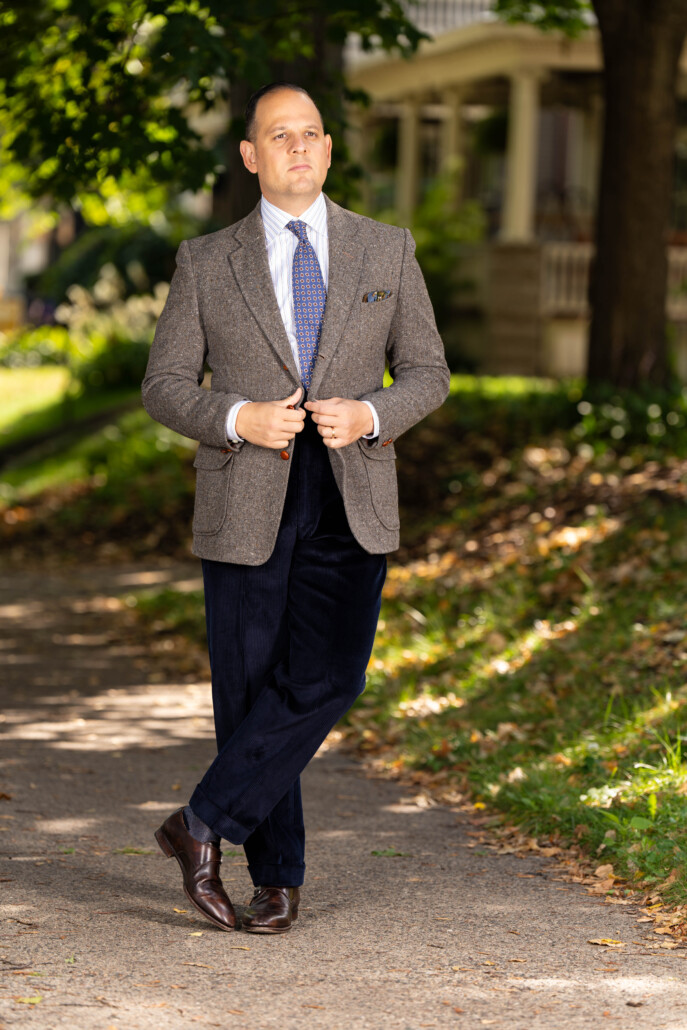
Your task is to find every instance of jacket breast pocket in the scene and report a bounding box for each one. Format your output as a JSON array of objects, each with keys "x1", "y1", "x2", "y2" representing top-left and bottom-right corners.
[
  {"x1": 358, "y1": 442, "x2": 400, "y2": 530},
  {"x1": 192, "y1": 445, "x2": 234, "y2": 535}
]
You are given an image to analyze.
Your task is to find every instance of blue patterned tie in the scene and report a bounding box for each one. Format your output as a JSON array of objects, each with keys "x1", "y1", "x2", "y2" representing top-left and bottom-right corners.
[{"x1": 287, "y1": 220, "x2": 326, "y2": 390}]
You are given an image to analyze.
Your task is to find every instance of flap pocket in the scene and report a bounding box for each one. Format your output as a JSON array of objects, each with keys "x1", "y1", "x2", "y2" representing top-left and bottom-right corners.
[
  {"x1": 358, "y1": 440, "x2": 397, "y2": 461},
  {"x1": 193, "y1": 444, "x2": 234, "y2": 470}
]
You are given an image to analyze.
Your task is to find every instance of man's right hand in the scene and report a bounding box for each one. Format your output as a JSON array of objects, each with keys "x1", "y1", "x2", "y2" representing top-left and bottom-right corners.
[{"x1": 235, "y1": 387, "x2": 305, "y2": 449}]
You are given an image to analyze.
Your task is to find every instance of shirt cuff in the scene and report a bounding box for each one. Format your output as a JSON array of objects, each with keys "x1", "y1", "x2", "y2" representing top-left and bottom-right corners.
[
  {"x1": 226, "y1": 399, "x2": 250, "y2": 443},
  {"x1": 361, "y1": 400, "x2": 379, "y2": 440}
]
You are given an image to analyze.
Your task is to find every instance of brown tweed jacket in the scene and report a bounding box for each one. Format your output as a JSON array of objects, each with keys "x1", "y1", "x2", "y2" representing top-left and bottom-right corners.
[{"x1": 141, "y1": 194, "x2": 450, "y2": 564}]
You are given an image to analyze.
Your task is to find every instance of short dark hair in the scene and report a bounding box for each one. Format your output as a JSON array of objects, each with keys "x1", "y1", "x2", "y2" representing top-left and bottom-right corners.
[{"x1": 243, "y1": 82, "x2": 324, "y2": 142}]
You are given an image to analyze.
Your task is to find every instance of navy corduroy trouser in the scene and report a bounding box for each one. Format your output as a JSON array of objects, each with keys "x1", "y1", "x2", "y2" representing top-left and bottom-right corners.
[{"x1": 188, "y1": 414, "x2": 387, "y2": 887}]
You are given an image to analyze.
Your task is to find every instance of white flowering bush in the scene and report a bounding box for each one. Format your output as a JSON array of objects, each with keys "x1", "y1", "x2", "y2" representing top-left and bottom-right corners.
[{"x1": 1, "y1": 263, "x2": 169, "y2": 392}]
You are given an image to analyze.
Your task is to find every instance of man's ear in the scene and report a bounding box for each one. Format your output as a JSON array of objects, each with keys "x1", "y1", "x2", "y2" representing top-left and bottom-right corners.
[
  {"x1": 240, "y1": 140, "x2": 258, "y2": 175},
  {"x1": 325, "y1": 134, "x2": 332, "y2": 169}
]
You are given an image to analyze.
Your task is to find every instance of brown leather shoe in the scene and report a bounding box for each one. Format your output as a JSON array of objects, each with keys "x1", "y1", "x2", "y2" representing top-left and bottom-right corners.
[
  {"x1": 155, "y1": 807, "x2": 236, "y2": 931},
  {"x1": 242, "y1": 886, "x2": 300, "y2": 934}
]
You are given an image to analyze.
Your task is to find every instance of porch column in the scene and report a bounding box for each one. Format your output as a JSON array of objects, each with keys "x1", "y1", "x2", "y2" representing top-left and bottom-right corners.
[
  {"x1": 441, "y1": 87, "x2": 467, "y2": 202},
  {"x1": 346, "y1": 107, "x2": 373, "y2": 212},
  {"x1": 502, "y1": 70, "x2": 542, "y2": 241},
  {"x1": 396, "y1": 99, "x2": 421, "y2": 218}
]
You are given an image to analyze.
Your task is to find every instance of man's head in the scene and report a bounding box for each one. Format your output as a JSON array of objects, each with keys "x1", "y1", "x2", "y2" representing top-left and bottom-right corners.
[{"x1": 240, "y1": 83, "x2": 332, "y2": 216}]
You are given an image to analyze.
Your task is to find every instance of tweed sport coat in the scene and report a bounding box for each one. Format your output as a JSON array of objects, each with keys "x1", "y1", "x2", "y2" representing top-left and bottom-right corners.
[{"x1": 141, "y1": 194, "x2": 450, "y2": 565}]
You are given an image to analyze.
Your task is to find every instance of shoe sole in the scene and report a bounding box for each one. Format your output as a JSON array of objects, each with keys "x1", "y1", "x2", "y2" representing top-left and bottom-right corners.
[
  {"x1": 242, "y1": 910, "x2": 298, "y2": 934},
  {"x1": 155, "y1": 828, "x2": 236, "y2": 932}
]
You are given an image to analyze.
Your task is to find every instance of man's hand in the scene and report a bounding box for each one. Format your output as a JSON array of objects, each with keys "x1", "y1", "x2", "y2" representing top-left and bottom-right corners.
[
  {"x1": 304, "y1": 397, "x2": 374, "y2": 449},
  {"x1": 235, "y1": 387, "x2": 305, "y2": 449}
]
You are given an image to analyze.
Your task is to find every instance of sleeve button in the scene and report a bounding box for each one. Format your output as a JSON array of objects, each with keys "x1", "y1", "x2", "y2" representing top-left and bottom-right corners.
[{"x1": 280, "y1": 450, "x2": 290, "y2": 460}]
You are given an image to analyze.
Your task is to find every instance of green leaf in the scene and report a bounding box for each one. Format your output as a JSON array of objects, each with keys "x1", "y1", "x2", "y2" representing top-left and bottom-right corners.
[
  {"x1": 629, "y1": 816, "x2": 652, "y2": 831},
  {"x1": 371, "y1": 848, "x2": 411, "y2": 857}
]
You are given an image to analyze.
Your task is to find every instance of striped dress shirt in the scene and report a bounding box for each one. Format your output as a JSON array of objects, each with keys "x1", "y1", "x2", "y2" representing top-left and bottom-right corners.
[{"x1": 225, "y1": 192, "x2": 379, "y2": 442}]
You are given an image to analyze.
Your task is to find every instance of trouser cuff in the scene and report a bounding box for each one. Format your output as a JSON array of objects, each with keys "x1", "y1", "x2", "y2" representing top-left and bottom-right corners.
[
  {"x1": 189, "y1": 785, "x2": 250, "y2": 845},
  {"x1": 247, "y1": 862, "x2": 306, "y2": 888}
]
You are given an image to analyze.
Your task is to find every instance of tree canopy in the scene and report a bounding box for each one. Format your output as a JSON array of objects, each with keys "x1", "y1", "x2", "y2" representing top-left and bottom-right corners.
[{"x1": 0, "y1": 0, "x2": 425, "y2": 220}]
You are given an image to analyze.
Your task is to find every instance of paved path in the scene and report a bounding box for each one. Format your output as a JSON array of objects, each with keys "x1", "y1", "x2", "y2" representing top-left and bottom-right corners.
[{"x1": 2, "y1": 563, "x2": 687, "y2": 1029}]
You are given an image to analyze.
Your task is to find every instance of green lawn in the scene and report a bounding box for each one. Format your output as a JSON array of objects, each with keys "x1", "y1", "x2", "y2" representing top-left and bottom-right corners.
[
  {"x1": 5, "y1": 370, "x2": 687, "y2": 903},
  {"x1": 123, "y1": 375, "x2": 687, "y2": 906},
  {"x1": 0, "y1": 367, "x2": 70, "y2": 435}
]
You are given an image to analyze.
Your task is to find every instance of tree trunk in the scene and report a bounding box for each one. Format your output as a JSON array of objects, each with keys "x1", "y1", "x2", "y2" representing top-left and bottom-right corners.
[
  {"x1": 212, "y1": 79, "x2": 261, "y2": 228},
  {"x1": 212, "y1": 16, "x2": 346, "y2": 227},
  {"x1": 587, "y1": 0, "x2": 687, "y2": 386}
]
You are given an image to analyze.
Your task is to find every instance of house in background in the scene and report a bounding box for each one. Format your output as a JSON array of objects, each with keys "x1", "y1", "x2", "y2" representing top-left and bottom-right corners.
[
  {"x1": 345, "y1": 0, "x2": 687, "y2": 378},
  {"x1": 4, "y1": 0, "x2": 687, "y2": 379}
]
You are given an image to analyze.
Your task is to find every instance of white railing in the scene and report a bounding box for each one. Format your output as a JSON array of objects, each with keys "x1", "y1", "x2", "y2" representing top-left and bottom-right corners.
[
  {"x1": 345, "y1": 0, "x2": 495, "y2": 65},
  {"x1": 541, "y1": 242, "x2": 593, "y2": 316},
  {"x1": 408, "y1": 0, "x2": 495, "y2": 34},
  {"x1": 541, "y1": 242, "x2": 687, "y2": 320},
  {"x1": 667, "y1": 246, "x2": 687, "y2": 320}
]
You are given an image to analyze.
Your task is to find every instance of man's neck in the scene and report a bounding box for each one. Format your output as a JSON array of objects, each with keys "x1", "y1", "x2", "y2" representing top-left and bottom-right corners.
[{"x1": 261, "y1": 192, "x2": 322, "y2": 218}]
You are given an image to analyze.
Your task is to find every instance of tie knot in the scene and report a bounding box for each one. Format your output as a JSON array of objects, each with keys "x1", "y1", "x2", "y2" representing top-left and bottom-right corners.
[{"x1": 287, "y1": 220, "x2": 308, "y2": 242}]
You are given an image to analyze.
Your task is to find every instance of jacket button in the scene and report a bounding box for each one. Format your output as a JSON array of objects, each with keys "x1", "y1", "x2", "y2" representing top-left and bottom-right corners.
[
  {"x1": 220, "y1": 448, "x2": 232, "y2": 454},
  {"x1": 382, "y1": 438, "x2": 392, "y2": 446},
  {"x1": 280, "y1": 450, "x2": 290, "y2": 460},
  {"x1": 283, "y1": 364, "x2": 289, "y2": 371}
]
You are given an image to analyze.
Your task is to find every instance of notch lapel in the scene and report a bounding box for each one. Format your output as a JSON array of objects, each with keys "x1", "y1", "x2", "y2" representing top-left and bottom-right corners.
[
  {"x1": 227, "y1": 203, "x2": 300, "y2": 382},
  {"x1": 308, "y1": 196, "x2": 365, "y2": 397}
]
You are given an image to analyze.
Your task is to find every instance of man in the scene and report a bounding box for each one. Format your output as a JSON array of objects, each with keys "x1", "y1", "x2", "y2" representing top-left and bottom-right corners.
[{"x1": 143, "y1": 82, "x2": 449, "y2": 934}]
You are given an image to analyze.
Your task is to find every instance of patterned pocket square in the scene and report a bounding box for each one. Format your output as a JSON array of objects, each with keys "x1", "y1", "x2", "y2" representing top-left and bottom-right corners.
[{"x1": 362, "y1": 290, "x2": 392, "y2": 303}]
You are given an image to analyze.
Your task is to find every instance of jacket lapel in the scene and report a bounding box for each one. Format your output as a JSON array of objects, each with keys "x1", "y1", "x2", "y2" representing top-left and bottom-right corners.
[
  {"x1": 227, "y1": 202, "x2": 300, "y2": 381},
  {"x1": 308, "y1": 195, "x2": 365, "y2": 397},
  {"x1": 226, "y1": 195, "x2": 365, "y2": 394}
]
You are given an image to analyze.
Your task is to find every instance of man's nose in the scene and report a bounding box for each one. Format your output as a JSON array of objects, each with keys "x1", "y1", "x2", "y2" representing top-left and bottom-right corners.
[{"x1": 291, "y1": 135, "x2": 308, "y2": 151}]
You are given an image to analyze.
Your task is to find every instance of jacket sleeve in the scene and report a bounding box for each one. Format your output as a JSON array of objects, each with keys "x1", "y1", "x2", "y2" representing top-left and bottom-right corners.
[
  {"x1": 141, "y1": 239, "x2": 247, "y2": 450},
  {"x1": 357, "y1": 229, "x2": 450, "y2": 448}
]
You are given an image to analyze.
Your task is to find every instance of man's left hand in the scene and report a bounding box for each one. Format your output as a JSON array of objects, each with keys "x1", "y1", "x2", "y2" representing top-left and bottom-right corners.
[{"x1": 304, "y1": 397, "x2": 374, "y2": 449}]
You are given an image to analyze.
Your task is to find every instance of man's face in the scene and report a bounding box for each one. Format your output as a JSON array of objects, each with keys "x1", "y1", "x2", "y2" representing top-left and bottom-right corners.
[{"x1": 240, "y1": 89, "x2": 332, "y2": 214}]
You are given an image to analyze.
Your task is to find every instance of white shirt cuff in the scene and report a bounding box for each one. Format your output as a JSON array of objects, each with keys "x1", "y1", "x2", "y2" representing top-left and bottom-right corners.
[
  {"x1": 361, "y1": 401, "x2": 379, "y2": 439},
  {"x1": 226, "y1": 399, "x2": 250, "y2": 443}
]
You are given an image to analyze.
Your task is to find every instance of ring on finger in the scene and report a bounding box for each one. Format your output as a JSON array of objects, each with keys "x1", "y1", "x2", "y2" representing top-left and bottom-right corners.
[{"x1": 330, "y1": 427, "x2": 336, "y2": 439}]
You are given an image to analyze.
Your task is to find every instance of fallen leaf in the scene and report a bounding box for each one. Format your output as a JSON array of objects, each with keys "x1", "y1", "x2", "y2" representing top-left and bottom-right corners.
[
  {"x1": 588, "y1": 939, "x2": 625, "y2": 947},
  {"x1": 173, "y1": 908, "x2": 188, "y2": 913},
  {"x1": 13, "y1": 995, "x2": 42, "y2": 1004},
  {"x1": 230, "y1": 946, "x2": 250, "y2": 951},
  {"x1": 188, "y1": 932, "x2": 204, "y2": 937}
]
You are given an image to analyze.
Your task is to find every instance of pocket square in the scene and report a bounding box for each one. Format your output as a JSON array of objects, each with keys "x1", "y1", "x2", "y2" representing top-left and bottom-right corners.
[{"x1": 362, "y1": 290, "x2": 392, "y2": 303}]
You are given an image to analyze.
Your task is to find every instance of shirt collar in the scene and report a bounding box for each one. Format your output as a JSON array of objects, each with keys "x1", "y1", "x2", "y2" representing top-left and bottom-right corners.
[{"x1": 261, "y1": 192, "x2": 327, "y2": 246}]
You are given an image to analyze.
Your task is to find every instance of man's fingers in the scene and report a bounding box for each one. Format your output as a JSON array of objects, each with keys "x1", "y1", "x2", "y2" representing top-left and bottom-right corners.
[
  {"x1": 304, "y1": 397, "x2": 341, "y2": 415},
  {"x1": 309, "y1": 411, "x2": 341, "y2": 425},
  {"x1": 278, "y1": 386, "x2": 303, "y2": 408}
]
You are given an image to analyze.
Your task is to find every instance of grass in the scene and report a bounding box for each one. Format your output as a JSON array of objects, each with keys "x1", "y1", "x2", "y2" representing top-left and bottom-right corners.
[
  {"x1": 119, "y1": 375, "x2": 687, "y2": 905},
  {"x1": 0, "y1": 367, "x2": 71, "y2": 436},
  {"x1": 5, "y1": 369, "x2": 687, "y2": 901}
]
